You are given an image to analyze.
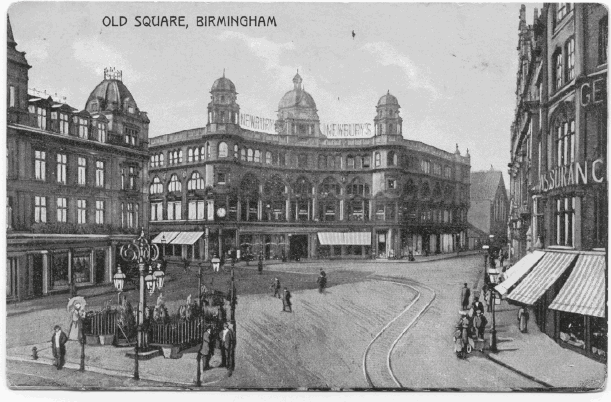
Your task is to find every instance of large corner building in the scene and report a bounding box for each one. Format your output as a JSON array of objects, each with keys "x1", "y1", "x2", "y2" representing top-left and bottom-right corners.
[{"x1": 148, "y1": 72, "x2": 471, "y2": 262}]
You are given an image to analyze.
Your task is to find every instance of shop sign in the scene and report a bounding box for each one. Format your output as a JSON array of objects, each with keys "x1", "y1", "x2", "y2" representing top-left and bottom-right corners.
[
  {"x1": 239, "y1": 112, "x2": 276, "y2": 134},
  {"x1": 537, "y1": 158, "x2": 605, "y2": 193},
  {"x1": 580, "y1": 77, "x2": 606, "y2": 107},
  {"x1": 323, "y1": 123, "x2": 373, "y2": 138}
]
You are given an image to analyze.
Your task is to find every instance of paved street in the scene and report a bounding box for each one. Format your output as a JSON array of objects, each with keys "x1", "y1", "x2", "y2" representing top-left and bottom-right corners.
[{"x1": 6, "y1": 254, "x2": 606, "y2": 390}]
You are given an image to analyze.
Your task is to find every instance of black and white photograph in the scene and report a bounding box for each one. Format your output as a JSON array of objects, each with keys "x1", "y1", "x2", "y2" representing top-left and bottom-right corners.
[{"x1": 3, "y1": 1, "x2": 608, "y2": 393}]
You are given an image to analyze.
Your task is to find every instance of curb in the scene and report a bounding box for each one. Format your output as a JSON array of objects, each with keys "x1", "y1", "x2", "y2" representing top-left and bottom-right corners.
[
  {"x1": 6, "y1": 355, "x2": 222, "y2": 387},
  {"x1": 482, "y1": 353, "x2": 554, "y2": 388}
]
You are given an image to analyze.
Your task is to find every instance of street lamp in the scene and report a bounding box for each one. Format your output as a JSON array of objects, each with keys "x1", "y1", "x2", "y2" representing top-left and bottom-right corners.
[
  {"x1": 488, "y1": 234, "x2": 497, "y2": 353},
  {"x1": 113, "y1": 265, "x2": 126, "y2": 305},
  {"x1": 114, "y1": 228, "x2": 164, "y2": 380}
]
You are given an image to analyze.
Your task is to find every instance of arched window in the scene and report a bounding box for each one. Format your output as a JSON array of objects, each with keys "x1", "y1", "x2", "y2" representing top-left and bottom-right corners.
[
  {"x1": 178, "y1": 150, "x2": 183, "y2": 163},
  {"x1": 266, "y1": 151, "x2": 272, "y2": 164},
  {"x1": 347, "y1": 178, "x2": 369, "y2": 197},
  {"x1": 247, "y1": 149, "x2": 253, "y2": 162},
  {"x1": 347, "y1": 155, "x2": 355, "y2": 169},
  {"x1": 234, "y1": 144, "x2": 239, "y2": 158},
  {"x1": 375, "y1": 152, "x2": 381, "y2": 167},
  {"x1": 335, "y1": 155, "x2": 342, "y2": 169},
  {"x1": 319, "y1": 177, "x2": 341, "y2": 196},
  {"x1": 194, "y1": 147, "x2": 200, "y2": 161},
  {"x1": 150, "y1": 176, "x2": 163, "y2": 194},
  {"x1": 188, "y1": 171, "x2": 205, "y2": 190},
  {"x1": 188, "y1": 148, "x2": 194, "y2": 162},
  {"x1": 218, "y1": 142, "x2": 228, "y2": 158},
  {"x1": 241, "y1": 148, "x2": 246, "y2": 161},
  {"x1": 293, "y1": 177, "x2": 312, "y2": 196},
  {"x1": 432, "y1": 182, "x2": 442, "y2": 199},
  {"x1": 159, "y1": 153, "x2": 164, "y2": 166},
  {"x1": 206, "y1": 142, "x2": 211, "y2": 159},
  {"x1": 200, "y1": 146, "x2": 206, "y2": 160},
  {"x1": 326, "y1": 155, "x2": 334, "y2": 169},
  {"x1": 254, "y1": 150, "x2": 261, "y2": 163},
  {"x1": 387, "y1": 151, "x2": 397, "y2": 166},
  {"x1": 355, "y1": 156, "x2": 362, "y2": 169},
  {"x1": 168, "y1": 174, "x2": 182, "y2": 192},
  {"x1": 420, "y1": 181, "x2": 430, "y2": 199}
]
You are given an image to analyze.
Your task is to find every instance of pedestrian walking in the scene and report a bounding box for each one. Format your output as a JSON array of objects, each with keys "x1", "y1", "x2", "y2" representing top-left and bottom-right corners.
[
  {"x1": 271, "y1": 277, "x2": 281, "y2": 298},
  {"x1": 471, "y1": 296, "x2": 484, "y2": 315},
  {"x1": 67, "y1": 297, "x2": 86, "y2": 341},
  {"x1": 317, "y1": 272, "x2": 327, "y2": 293},
  {"x1": 319, "y1": 268, "x2": 326, "y2": 278},
  {"x1": 258, "y1": 253, "x2": 264, "y2": 275},
  {"x1": 518, "y1": 306, "x2": 529, "y2": 333},
  {"x1": 282, "y1": 288, "x2": 292, "y2": 312},
  {"x1": 219, "y1": 322, "x2": 235, "y2": 372},
  {"x1": 198, "y1": 326, "x2": 213, "y2": 371},
  {"x1": 51, "y1": 325, "x2": 68, "y2": 370},
  {"x1": 499, "y1": 250, "x2": 506, "y2": 268},
  {"x1": 473, "y1": 309, "x2": 488, "y2": 340},
  {"x1": 455, "y1": 311, "x2": 470, "y2": 358},
  {"x1": 485, "y1": 288, "x2": 493, "y2": 313},
  {"x1": 460, "y1": 283, "x2": 471, "y2": 311}
]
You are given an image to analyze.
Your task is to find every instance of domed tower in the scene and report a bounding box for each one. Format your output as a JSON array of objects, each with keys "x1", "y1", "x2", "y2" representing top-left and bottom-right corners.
[
  {"x1": 374, "y1": 91, "x2": 402, "y2": 137},
  {"x1": 207, "y1": 71, "x2": 239, "y2": 127},
  {"x1": 85, "y1": 67, "x2": 150, "y2": 147},
  {"x1": 276, "y1": 71, "x2": 321, "y2": 137}
]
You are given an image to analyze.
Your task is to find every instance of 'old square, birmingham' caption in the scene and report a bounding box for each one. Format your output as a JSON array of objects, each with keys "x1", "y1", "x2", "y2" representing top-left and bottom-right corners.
[{"x1": 120, "y1": 15, "x2": 277, "y2": 27}]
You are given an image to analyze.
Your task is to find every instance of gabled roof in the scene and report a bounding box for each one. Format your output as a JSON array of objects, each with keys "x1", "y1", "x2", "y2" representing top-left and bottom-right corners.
[{"x1": 470, "y1": 169, "x2": 504, "y2": 201}]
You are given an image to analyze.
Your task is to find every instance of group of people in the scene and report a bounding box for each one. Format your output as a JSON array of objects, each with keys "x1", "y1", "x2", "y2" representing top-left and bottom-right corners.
[
  {"x1": 51, "y1": 297, "x2": 87, "y2": 370},
  {"x1": 455, "y1": 283, "x2": 489, "y2": 359},
  {"x1": 197, "y1": 321, "x2": 236, "y2": 374}
]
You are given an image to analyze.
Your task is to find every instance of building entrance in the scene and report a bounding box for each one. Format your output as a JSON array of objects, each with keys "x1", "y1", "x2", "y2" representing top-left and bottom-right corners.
[
  {"x1": 377, "y1": 231, "x2": 387, "y2": 258},
  {"x1": 95, "y1": 250, "x2": 106, "y2": 284},
  {"x1": 289, "y1": 235, "x2": 308, "y2": 261},
  {"x1": 31, "y1": 254, "x2": 43, "y2": 297}
]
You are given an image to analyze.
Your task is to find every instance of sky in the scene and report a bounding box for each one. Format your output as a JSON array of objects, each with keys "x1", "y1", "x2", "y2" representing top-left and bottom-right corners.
[{"x1": 8, "y1": 2, "x2": 541, "y2": 184}]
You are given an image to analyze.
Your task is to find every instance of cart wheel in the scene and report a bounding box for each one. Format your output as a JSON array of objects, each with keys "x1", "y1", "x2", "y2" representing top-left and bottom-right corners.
[{"x1": 466, "y1": 344, "x2": 473, "y2": 354}]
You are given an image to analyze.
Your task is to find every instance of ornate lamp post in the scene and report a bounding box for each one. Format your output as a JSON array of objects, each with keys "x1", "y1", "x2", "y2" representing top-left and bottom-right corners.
[{"x1": 113, "y1": 228, "x2": 165, "y2": 380}]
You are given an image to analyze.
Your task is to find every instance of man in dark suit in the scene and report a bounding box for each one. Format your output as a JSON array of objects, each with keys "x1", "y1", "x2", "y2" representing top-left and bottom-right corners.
[
  {"x1": 471, "y1": 296, "x2": 485, "y2": 315},
  {"x1": 219, "y1": 322, "x2": 235, "y2": 372},
  {"x1": 282, "y1": 288, "x2": 292, "y2": 312},
  {"x1": 460, "y1": 283, "x2": 471, "y2": 310},
  {"x1": 51, "y1": 325, "x2": 68, "y2": 370},
  {"x1": 198, "y1": 326, "x2": 213, "y2": 371}
]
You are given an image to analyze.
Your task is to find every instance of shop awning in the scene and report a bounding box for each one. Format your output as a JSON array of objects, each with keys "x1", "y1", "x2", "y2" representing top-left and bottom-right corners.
[
  {"x1": 506, "y1": 252, "x2": 577, "y2": 305},
  {"x1": 151, "y1": 232, "x2": 180, "y2": 244},
  {"x1": 317, "y1": 232, "x2": 371, "y2": 245},
  {"x1": 495, "y1": 250, "x2": 545, "y2": 296},
  {"x1": 549, "y1": 254, "x2": 606, "y2": 318},
  {"x1": 170, "y1": 232, "x2": 204, "y2": 245}
]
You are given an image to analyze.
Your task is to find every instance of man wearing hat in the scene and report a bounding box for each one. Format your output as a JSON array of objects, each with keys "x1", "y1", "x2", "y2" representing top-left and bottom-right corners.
[
  {"x1": 282, "y1": 288, "x2": 292, "y2": 312},
  {"x1": 471, "y1": 295, "x2": 484, "y2": 315},
  {"x1": 455, "y1": 311, "x2": 470, "y2": 358},
  {"x1": 473, "y1": 309, "x2": 488, "y2": 340},
  {"x1": 198, "y1": 326, "x2": 213, "y2": 371},
  {"x1": 460, "y1": 283, "x2": 471, "y2": 310},
  {"x1": 51, "y1": 325, "x2": 68, "y2": 370},
  {"x1": 219, "y1": 322, "x2": 235, "y2": 371}
]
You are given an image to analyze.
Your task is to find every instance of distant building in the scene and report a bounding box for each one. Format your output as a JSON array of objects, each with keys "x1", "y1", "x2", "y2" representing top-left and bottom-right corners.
[
  {"x1": 506, "y1": 4, "x2": 607, "y2": 362},
  {"x1": 467, "y1": 168, "x2": 509, "y2": 250},
  {"x1": 6, "y1": 16, "x2": 150, "y2": 301},
  {"x1": 148, "y1": 72, "x2": 471, "y2": 262}
]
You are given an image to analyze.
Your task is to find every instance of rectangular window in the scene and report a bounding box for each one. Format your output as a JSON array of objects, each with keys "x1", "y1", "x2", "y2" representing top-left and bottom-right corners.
[
  {"x1": 7, "y1": 257, "x2": 18, "y2": 297},
  {"x1": 56, "y1": 153, "x2": 67, "y2": 184},
  {"x1": 168, "y1": 201, "x2": 182, "y2": 220},
  {"x1": 34, "y1": 150, "x2": 46, "y2": 181},
  {"x1": 555, "y1": 197, "x2": 575, "y2": 247},
  {"x1": 556, "y1": 51, "x2": 563, "y2": 90},
  {"x1": 151, "y1": 202, "x2": 162, "y2": 221},
  {"x1": 363, "y1": 155, "x2": 371, "y2": 168},
  {"x1": 37, "y1": 107, "x2": 47, "y2": 130},
  {"x1": 78, "y1": 118, "x2": 88, "y2": 139},
  {"x1": 77, "y1": 199, "x2": 87, "y2": 224},
  {"x1": 60, "y1": 113, "x2": 69, "y2": 135},
  {"x1": 557, "y1": 3, "x2": 567, "y2": 23},
  {"x1": 95, "y1": 161, "x2": 105, "y2": 187},
  {"x1": 56, "y1": 197, "x2": 67, "y2": 223},
  {"x1": 95, "y1": 200, "x2": 105, "y2": 224},
  {"x1": 600, "y1": 16, "x2": 608, "y2": 65},
  {"x1": 127, "y1": 203, "x2": 134, "y2": 228},
  {"x1": 34, "y1": 196, "x2": 47, "y2": 223},
  {"x1": 566, "y1": 38, "x2": 575, "y2": 80},
  {"x1": 593, "y1": 190, "x2": 607, "y2": 249},
  {"x1": 78, "y1": 157, "x2": 87, "y2": 185},
  {"x1": 387, "y1": 179, "x2": 397, "y2": 190},
  {"x1": 9, "y1": 86, "x2": 15, "y2": 107},
  {"x1": 129, "y1": 166, "x2": 137, "y2": 190},
  {"x1": 217, "y1": 172, "x2": 226, "y2": 185},
  {"x1": 97, "y1": 122, "x2": 106, "y2": 142}
]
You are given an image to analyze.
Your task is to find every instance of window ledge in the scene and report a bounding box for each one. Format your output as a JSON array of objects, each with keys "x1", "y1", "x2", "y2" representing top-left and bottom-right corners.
[{"x1": 547, "y1": 245, "x2": 575, "y2": 250}]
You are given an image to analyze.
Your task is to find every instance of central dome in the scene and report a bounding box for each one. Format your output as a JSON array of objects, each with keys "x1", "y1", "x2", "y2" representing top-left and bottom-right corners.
[
  {"x1": 85, "y1": 70, "x2": 137, "y2": 112},
  {"x1": 377, "y1": 91, "x2": 399, "y2": 107},
  {"x1": 278, "y1": 72, "x2": 317, "y2": 111},
  {"x1": 211, "y1": 74, "x2": 236, "y2": 92}
]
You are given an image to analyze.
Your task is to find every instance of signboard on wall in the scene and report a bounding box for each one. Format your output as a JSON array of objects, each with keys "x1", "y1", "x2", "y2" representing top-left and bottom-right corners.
[
  {"x1": 537, "y1": 158, "x2": 605, "y2": 193},
  {"x1": 322, "y1": 123, "x2": 373, "y2": 138},
  {"x1": 239, "y1": 113, "x2": 277, "y2": 134}
]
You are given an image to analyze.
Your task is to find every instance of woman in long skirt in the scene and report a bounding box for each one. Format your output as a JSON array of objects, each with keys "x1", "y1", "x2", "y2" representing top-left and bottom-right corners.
[{"x1": 69, "y1": 302, "x2": 85, "y2": 341}]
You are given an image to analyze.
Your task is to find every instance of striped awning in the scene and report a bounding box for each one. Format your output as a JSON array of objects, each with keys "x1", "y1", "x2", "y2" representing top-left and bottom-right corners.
[
  {"x1": 317, "y1": 232, "x2": 371, "y2": 245},
  {"x1": 549, "y1": 254, "x2": 606, "y2": 318},
  {"x1": 495, "y1": 251, "x2": 545, "y2": 296},
  {"x1": 151, "y1": 232, "x2": 180, "y2": 244},
  {"x1": 170, "y1": 232, "x2": 204, "y2": 245},
  {"x1": 506, "y1": 252, "x2": 577, "y2": 305}
]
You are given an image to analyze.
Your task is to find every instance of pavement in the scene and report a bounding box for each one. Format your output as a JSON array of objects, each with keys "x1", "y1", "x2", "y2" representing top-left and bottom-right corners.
[
  {"x1": 484, "y1": 299, "x2": 607, "y2": 390},
  {"x1": 5, "y1": 254, "x2": 607, "y2": 390}
]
